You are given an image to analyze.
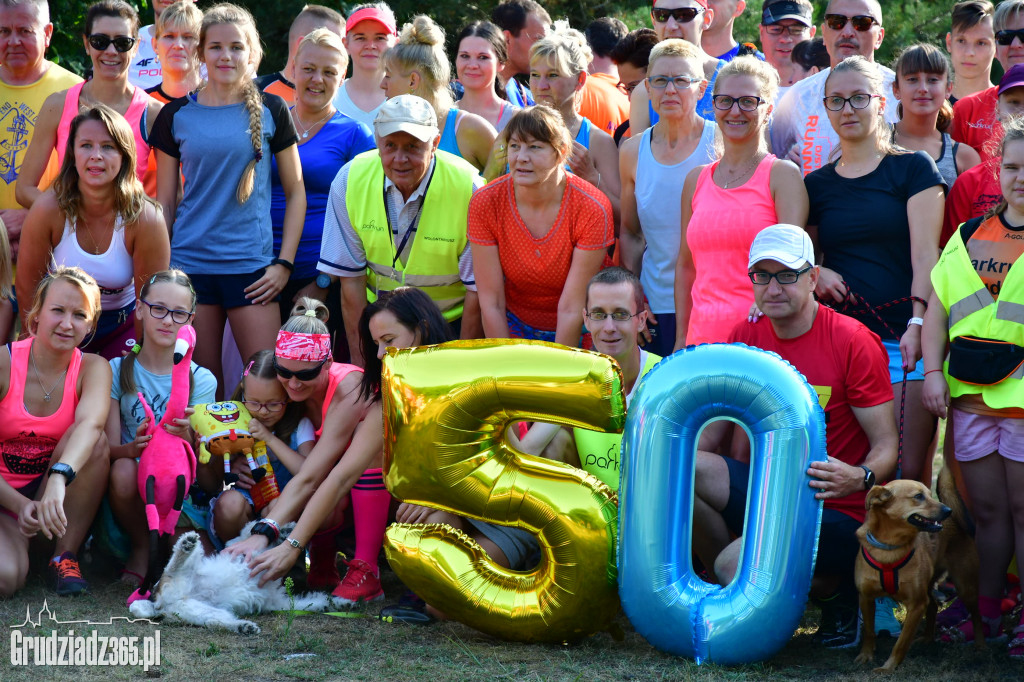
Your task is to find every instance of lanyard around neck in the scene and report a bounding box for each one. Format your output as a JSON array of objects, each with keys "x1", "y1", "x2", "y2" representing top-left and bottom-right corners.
[{"x1": 383, "y1": 165, "x2": 436, "y2": 269}]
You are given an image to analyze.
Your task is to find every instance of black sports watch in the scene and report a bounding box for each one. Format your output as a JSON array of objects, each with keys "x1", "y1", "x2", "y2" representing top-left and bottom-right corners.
[
  {"x1": 48, "y1": 463, "x2": 76, "y2": 485},
  {"x1": 859, "y1": 465, "x2": 876, "y2": 490}
]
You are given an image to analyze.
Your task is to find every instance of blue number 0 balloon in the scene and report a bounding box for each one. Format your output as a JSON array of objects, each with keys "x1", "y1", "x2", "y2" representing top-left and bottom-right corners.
[{"x1": 618, "y1": 343, "x2": 826, "y2": 665}]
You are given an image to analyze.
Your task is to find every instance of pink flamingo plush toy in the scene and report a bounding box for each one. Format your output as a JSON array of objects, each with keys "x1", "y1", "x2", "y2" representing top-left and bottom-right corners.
[{"x1": 127, "y1": 325, "x2": 198, "y2": 605}]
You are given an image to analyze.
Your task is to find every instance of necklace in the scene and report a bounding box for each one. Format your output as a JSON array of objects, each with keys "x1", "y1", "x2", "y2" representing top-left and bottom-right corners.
[
  {"x1": 292, "y1": 106, "x2": 334, "y2": 139},
  {"x1": 721, "y1": 152, "x2": 764, "y2": 189},
  {"x1": 30, "y1": 343, "x2": 68, "y2": 403}
]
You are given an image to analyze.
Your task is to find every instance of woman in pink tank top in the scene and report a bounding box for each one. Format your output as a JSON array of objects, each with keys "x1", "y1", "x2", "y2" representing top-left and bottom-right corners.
[
  {"x1": 0, "y1": 267, "x2": 112, "y2": 597},
  {"x1": 228, "y1": 289, "x2": 455, "y2": 606},
  {"x1": 674, "y1": 57, "x2": 810, "y2": 349},
  {"x1": 16, "y1": 1, "x2": 162, "y2": 209}
]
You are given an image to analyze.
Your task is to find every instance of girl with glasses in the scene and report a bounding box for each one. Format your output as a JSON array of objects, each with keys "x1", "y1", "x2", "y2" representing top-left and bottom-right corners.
[
  {"x1": 104, "y1": 269, "x2": 216, "y2": 587},
  {"x1": 673, "y1": 56, "x2": 807, "y2": 349},
  {"x1": 620, "y1": 38, "x2": 716, "y2": 357},
  {"x1": 806, "y1": 56, "x2": 946, "y2": 485},
  {"x1": 208, "y1": 348, "x2": 314, "y2": 549},
  {"x1": 16, "y1": 105, "x2": 170, "y2": 359},
  {"x1": 17, "y1": 0, "x2": 163, "y2": 208}
]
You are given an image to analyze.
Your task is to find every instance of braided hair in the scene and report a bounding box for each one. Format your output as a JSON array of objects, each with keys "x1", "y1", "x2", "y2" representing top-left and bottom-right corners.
[{"x1": 199, "y1": 3, "x2": 265, "y2": 203}]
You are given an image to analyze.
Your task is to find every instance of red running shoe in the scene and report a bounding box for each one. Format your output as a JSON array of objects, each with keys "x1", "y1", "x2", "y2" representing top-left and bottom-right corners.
[{"x1": 331, "y1": 558, "x2": 384, "y2": 605}]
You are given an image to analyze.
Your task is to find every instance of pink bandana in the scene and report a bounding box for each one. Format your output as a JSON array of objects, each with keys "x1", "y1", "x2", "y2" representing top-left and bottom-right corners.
[{"x1": 275, "y1": 331, "x2": 331, "y2": 362}]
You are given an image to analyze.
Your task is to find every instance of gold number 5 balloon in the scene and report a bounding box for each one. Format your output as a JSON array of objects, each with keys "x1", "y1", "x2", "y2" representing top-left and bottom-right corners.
[{"x1": 381, "y1": 339, "x2": 624, "y2": 642}]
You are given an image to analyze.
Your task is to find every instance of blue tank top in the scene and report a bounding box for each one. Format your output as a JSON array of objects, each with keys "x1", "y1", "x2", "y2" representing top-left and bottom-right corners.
[
  {"x1": 437, "y1": 108, "x2": 461, "y2": 158},
  {"x1": 648, "y1": 59, "x2": 725, "y2": 126}
]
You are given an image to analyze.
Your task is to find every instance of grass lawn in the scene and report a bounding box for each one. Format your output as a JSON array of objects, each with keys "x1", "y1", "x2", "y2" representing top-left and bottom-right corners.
[{"x1": 2, "y1": 422, "x2": 1019, "y2": 681}]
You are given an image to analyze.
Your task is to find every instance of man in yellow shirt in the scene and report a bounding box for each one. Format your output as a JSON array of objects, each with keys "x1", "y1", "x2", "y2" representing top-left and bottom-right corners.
[{"x1": 0, "y1": 0, "x2": 81, "y2": 257}]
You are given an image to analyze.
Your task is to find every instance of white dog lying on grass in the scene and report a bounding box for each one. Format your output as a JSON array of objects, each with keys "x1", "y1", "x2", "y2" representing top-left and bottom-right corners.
[{"x1": 128, "y1": 522, "x2": 330, "y2": 633}]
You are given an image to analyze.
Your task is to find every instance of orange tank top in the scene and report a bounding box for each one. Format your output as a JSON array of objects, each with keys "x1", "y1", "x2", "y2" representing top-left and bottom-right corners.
[
  {"x1": 0, "y1": 339, "x2": 82, "y2": 488},
  {"x1": 314, "y1": 363, "x2": 364, "y2": 439}
]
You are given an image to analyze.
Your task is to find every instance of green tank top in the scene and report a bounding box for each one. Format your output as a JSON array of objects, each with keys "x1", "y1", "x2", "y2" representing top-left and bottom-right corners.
[{"x1": 573, "y1": 350, "x2": 661, "y2": 490}]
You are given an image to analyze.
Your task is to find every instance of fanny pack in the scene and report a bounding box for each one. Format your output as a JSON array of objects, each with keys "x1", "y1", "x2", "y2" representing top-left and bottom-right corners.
[{"x1": 948, "y1": 336, "x2": 1024, "y2": 386}]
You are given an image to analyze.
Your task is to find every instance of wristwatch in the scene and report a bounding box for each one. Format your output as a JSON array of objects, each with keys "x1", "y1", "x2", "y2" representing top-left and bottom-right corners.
[
  {"x1": 859, "y1": 465, "x2": 876, "y2": 490},
  {"x1": 315, "y1": 273, "x2": 331, "y2": 289},
  {"x1": 48, "y1": 463, "x2": 76, "y2": 485}
]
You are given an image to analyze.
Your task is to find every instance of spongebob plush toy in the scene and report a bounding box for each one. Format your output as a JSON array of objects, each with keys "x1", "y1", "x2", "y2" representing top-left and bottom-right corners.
[{"x1": 190, "y1": 401, "x2": 265, "y2": 485}]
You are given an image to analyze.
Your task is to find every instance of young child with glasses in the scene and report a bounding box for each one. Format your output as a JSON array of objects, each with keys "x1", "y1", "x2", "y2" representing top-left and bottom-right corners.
[
  {"x1": 103, "y1": 269, "x2": 217, "y2": 586},
  {"x1": 207, "y1": 348, "x2": 315, "y2": 549}
]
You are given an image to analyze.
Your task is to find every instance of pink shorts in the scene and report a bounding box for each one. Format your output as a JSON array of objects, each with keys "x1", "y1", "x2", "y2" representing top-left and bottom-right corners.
[{"x1": 951, "y1": 408, "x2": 1024, "y2": 462}]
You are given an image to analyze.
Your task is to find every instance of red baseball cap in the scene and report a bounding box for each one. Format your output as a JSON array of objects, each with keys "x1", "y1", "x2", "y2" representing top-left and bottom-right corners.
[
  {"x1": 652, "y1": 0, "x2": 709, "y2": 8},
  {"x1": 346, "y1": 7, "x2": 397, "y2": 36}
]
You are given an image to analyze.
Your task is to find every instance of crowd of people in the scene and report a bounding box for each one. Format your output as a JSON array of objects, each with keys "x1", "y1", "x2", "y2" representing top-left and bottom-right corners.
[{"x1": 0, "y1": 0, "x2": 1022, "y2": 660}]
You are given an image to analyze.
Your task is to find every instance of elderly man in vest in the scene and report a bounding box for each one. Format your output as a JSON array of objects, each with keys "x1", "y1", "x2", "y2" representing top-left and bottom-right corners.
[{"x1": 318, "y1": 94, "x2": 483, "y2": 365}]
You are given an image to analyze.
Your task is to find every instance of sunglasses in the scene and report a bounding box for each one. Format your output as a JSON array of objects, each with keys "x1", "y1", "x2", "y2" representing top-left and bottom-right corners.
[
  {"x1": 996, "y1": 29, "x2": 1024, "y2": 46},
  {"x1": 823, "y1": 14, "x2": 878, "y2": 32},
  {"x1": 88, "y1": 34, "x2": 137, "y2": 53},
  {"x1": 651, "y1": 7, "x2": 704, "y2": 24},
  {"x1": 273, "y1": 357, "x2": 328, "y2": 381}
]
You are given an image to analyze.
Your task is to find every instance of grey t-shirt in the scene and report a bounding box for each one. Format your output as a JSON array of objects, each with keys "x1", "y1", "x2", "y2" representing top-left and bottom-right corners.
[{"x1": 149, "y1": 91, "x2": 298, "y2": 274}]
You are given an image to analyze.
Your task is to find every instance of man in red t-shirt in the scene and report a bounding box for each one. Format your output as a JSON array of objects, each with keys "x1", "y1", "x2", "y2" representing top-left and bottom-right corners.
[
  {"x1": 952, "y1": 0, "x2": 1024, "y2": 161},
  {"x1": 692, "y1": 224, "x2": 897, "y2": 648}
]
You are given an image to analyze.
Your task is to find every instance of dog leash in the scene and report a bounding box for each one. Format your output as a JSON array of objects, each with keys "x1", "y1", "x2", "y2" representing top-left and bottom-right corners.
[{"x1": 833, "y1": 284, "x2": 928, "y2": 480}]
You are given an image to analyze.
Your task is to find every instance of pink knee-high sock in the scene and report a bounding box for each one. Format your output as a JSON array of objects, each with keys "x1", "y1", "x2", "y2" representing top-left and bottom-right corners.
[
  {"x1": 979, "y1": 595, "x2": 1002, "y2": 620},
  {"x1": 351, "y1": 468, "x2": 390, "y2": 574}
]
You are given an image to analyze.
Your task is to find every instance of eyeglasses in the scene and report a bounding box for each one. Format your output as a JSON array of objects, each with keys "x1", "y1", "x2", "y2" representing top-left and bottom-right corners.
[
  {"x1": 585, "y1": 310, "x2": 641, "y2": 322},
  {"x1": 823, "y1": 14, "x2": 878, "y2": 32},
  {"x1": 140, "y1": 299, "x2": 193, "y2": 324},
  {"x1": 651, "y1": 7, "x2": 704, "y2": 24},
  {"x1": 763, "y1": 24, "x2": 810, "y2": 37},
  {"x1": 748, "y1": 265, "x2": 814, "y2": 285},
  {"x1": 712, "y1": 95, "x2": 765, "y2": 112},
  {"x1": 647, "y1": 75, "x2": 702, "y2": 90},
  {"x1": 88, "y1": 34, "x2": 137, "y2": 53},
  {"x1": 273, "y1": 357, "x2": 328, "y2": 381},
  {"x1": 996, "y1": 29, "x2": 1024, "y2": 46},
  {"x1": 241, "y1": 398, "x2": 288, "y2": 413},
  {"x1": 822, "y1": 93, "x2": 879, "y2": 111}
]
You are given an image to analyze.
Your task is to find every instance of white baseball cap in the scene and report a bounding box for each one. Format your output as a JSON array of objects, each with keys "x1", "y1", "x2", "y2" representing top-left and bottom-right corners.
[
  {"x1": 374, "y1": 95, "x2": 439, "y2": 142},
  {"x1": 748, "y1": 224, "x2": 815, "y2": 269}
]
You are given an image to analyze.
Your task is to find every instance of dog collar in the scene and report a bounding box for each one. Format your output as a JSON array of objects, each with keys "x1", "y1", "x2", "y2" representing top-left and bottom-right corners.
[
  {"x1": 864, "y1": 531, "x2": 906, "y2": 551},
  {"x1": 861, "y1": 546, "x2": 916, "y2": 595}
]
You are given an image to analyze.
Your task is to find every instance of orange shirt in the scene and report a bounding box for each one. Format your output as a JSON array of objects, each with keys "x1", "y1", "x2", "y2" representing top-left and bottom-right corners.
[
  {"x1": 255, "y1": 73, "x2": 295, "y2": 105},
  {"x1": 467, "y1": 174, "x2": 614, "y2": 331},
  {"x1": 578, "y1": 73, "x2": 629, "y2": 136}
]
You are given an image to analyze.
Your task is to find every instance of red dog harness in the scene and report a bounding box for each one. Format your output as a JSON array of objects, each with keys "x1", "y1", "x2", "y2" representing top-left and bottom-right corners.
[{"x1": 861, "y1": 546, "x2": 916, "y2": 595}]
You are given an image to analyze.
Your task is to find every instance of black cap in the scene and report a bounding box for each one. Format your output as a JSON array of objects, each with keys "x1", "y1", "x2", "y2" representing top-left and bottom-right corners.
[{"x1": 762, "y1": 0, "x2": 813, "y2": 26}]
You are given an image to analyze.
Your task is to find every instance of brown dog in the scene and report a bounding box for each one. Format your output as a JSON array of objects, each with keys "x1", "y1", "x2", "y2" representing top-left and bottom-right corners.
[{"x1": 854, "y1": 468, "x2": 983, "y2": 673}]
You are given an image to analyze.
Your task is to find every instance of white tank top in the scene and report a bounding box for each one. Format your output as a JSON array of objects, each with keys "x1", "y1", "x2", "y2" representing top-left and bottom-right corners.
[
  {"x1": 51, "y1": 217, "x2": 135, "y2": 310},
  {"x1": 635, "y1": 120, "x2": 718, "y2": 313},
  {"x1": 332, "y1": 81, "x2": 384, "y2": 129}
]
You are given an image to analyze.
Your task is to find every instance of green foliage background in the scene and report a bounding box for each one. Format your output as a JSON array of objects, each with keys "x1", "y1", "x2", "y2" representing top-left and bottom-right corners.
[{"x1": 47, "y1": 1, "x2": 959, "y2": 79}]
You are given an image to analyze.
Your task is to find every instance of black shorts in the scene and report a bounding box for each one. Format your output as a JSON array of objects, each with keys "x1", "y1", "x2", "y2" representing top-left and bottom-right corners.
[
  {"x1": 190, "y1": 268, "x2": 277, "y2": 308},
  {"x1": 720, "y1": 456, "x2": 860, "y2": 581}
]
